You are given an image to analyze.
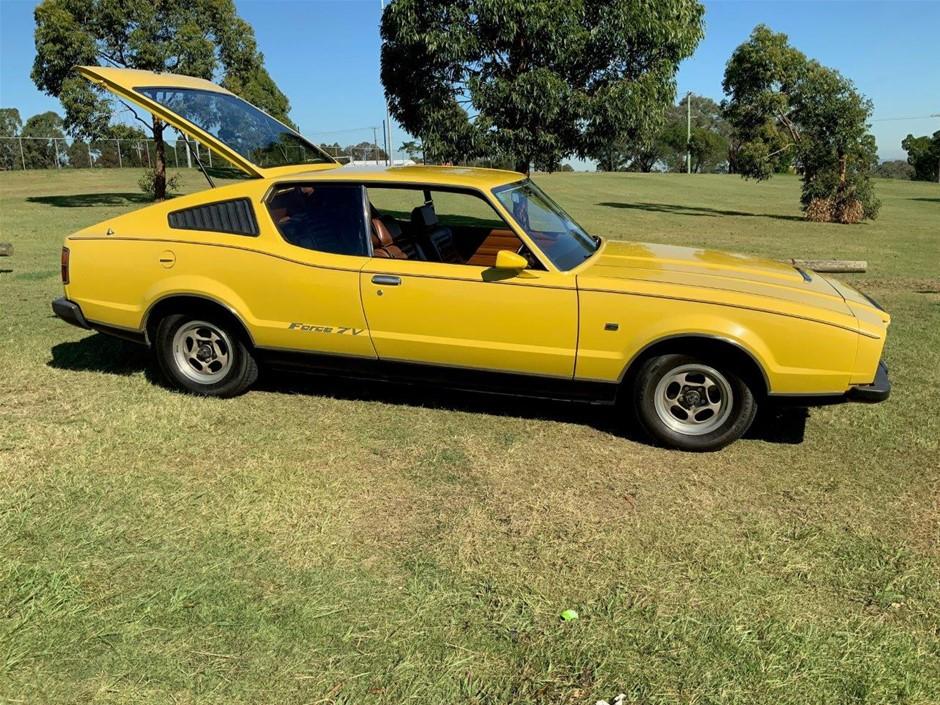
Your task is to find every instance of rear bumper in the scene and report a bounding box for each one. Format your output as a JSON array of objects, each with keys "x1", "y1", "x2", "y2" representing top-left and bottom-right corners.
[
  {"x1": 52, "y1": 297, "x2": 91, "y2": 330},
  {"x1": 846, "y1": 360, "x2": 891, "y2": 403}
]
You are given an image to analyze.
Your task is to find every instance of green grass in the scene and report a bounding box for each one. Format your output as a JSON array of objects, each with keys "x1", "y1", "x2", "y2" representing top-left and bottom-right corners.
[{"x1": 1, "y1": 168, "x2": 939, "y2": 704}]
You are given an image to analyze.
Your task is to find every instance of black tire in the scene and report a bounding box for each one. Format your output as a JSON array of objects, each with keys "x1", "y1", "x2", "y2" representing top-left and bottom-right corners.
[
  {"x1": 153, "y1": 313, "x2": 258, "y2": 397},
  {"x1": 632, "y1": 353, "x2": 757, "y2": 452}
]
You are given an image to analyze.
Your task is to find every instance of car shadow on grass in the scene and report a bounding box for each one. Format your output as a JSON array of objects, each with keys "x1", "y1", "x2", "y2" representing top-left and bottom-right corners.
[
  {"x1": 49, "y1": 332, "x2": 150, "y2": 376},
  {"x1": 27, "y1": 193, "x2": 152, "y2": 208},
  {"x1": 598, "y1": 201, "x2": 806, "y2": 222},
  {"x1": 258, "y1": 371, "x2": 807, "y2": 446},
  {"x1": 48, "y1": 332, "x2": 807, "y2": 447}
]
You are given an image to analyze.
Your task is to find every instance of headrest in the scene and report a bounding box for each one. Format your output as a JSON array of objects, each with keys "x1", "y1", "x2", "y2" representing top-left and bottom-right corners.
[
  {"x1": 380, "y1": 215, "x2": 402, "y2": 238},
  {"x1": 411, "y1": 204, "x2": 438, "y2": 228},
  {"x1": 372, "y1": 218, "x2": 394, "y2": 246}
]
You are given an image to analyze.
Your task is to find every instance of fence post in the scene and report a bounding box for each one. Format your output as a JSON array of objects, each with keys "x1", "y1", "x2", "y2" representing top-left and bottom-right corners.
[
  {"x1": 207, "y1": 148, "x2": 212, "y2": 167},
  {"x1": 116, "y1": 139, "x2": 122, "y2": 168},
  {"x1": 19, "y1": 137, "x2": 26, "y2": 170},
  {"x1": 53, "y1": 138, "x2": 61, "y2": 169}
]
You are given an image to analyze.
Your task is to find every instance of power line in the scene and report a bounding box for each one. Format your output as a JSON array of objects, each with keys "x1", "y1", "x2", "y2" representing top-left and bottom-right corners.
[
  {"x1": 871, "y1": 114, "x2": 940, "y2": 122},
  {"x1": 308, "y1": 126, "x2": 381, "y2": 136}
]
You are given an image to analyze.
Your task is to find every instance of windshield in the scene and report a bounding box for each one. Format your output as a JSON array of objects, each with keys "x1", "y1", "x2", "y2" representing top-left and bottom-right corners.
[
  {"x1": 493, "y1": 180, "x2": 599, "y2": 270},
  {"x1": 136, "y1": 87, "x2": 334, "y2": 169}
]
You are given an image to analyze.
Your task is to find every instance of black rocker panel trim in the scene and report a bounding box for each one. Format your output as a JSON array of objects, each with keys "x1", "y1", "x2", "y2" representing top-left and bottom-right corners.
[
  {"x1": 168, "y1": 198, "x2": 259, "y2": 236},
  {"x1": 256, "y1": 348, "x2": 620, "y2": 405}
]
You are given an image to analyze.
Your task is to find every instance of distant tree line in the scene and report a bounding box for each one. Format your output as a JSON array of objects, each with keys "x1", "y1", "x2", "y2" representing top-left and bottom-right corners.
[
  {"x1": 596, "y1": 94, "x2": 736, "y2": 174},
  {"x1": 317, "y1": 141, "x2": 389, "y2": 161},
  {"x1": 0, "y1": 107, "x2": 152, "y2": 170}
]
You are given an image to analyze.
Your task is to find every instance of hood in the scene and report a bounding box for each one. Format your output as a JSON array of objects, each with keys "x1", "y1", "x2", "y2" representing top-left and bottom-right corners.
[
  {"x1": 579, "y1": 240, "x2": 856, "y2": 318},
  {"x1": 78, "y1": 66, "x2": 339, "y2": 179}
]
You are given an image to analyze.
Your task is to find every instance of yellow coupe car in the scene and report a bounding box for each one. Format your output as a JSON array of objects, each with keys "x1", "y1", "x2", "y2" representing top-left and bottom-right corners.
[{"x1": 52, "y1": 67, "x2": 891, "y2": 451}]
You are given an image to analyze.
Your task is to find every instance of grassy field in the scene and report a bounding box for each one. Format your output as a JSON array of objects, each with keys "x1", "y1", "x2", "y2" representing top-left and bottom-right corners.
[{"x1": 1, "y1": 168, "x2": 938, "y2": 704}]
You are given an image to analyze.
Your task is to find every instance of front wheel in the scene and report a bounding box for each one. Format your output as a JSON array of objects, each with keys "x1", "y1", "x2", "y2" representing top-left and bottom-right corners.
[
  {"x1": 632, "y1": 354, "x2": 757, "y2": 452},
  {"x1": 154, "y1": 314, "x2": 258, "y2": 397}
]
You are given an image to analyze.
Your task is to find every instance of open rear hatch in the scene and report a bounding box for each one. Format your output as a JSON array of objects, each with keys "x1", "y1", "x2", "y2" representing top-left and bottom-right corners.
[{"x1": 78, "y1": 66, "x2": 339, "y2": 179}]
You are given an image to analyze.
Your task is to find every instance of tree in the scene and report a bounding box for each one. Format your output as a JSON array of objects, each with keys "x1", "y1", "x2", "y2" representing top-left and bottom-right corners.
[
  {"x1": 0, "y1": 108, "x2": 23, "y2": 170},
  {"x1": 347, "y1": 141, "x2": 388, "y2": 161},
  {"x1": 873, "y1": 159, "x2": 914, "y2": 180},
  {"x1": 21, "y1": 111, "x2": 65, "y2": 169},
  {"x1": 723, "y1": 25, "x2": 880, "y2": 223},
  {"x1": 657, "y1": 96, "x2": 730, "y2": 173},
  {"x1": 32, "y1": 0, "x2": 294, "y2": 200},
  {"x1": 399, "y1": 139, "x2": 423, "y2": 162},
  {"x1": 596, "y1": 93, "x2": 730, "y2": 173},
  {"x1": 902, "y1": 131, "x2": 940, "y2": 182},
  {"x1": 380, "y1": 0, "x2": 704, "y2": 174}
]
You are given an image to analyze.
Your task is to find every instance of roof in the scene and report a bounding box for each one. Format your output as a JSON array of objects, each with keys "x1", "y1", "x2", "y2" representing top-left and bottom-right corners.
[{"x1": 291, "y1": 164, "x2": 526, "y2": 189}]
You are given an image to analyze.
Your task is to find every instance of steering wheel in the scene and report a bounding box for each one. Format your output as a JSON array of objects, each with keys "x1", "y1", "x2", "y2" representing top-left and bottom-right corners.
[{"x1": 516, "y1": 242, "x2": 539, "y2": 268}]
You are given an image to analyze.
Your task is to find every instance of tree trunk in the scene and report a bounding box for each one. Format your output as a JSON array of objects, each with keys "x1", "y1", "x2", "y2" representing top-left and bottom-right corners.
[
  {"x1": 787, "y1": 258, "x2": 867, "y2": 273},
  {"x1": 153, "y1": 117, "x2": 167, "y2": 201},
  {"x1": 515, "y1": 158, "x2": 529, "y2": 175}
]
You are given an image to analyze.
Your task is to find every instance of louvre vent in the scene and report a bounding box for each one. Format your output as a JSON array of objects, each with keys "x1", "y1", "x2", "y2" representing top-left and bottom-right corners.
[{"x1": 168, "y1": 198, "x2": 259, "y2": 236}]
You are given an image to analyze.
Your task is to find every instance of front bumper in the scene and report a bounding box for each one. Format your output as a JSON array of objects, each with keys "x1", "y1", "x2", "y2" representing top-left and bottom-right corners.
[
  {"x1": 768, "y1": 360, "x2": 891, "y2": 407},
  {"x1": 52, "y1": 297, "x2": 91, "y2": 330},
  {"x1": 846, "y1": 360, "x2": 891, "y2": 403}
]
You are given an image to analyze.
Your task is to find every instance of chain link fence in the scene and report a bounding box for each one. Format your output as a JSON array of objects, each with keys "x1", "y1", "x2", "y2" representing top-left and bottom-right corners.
[
  {"x1": 0, "y1": 136, "x2": 230, "y2": 171},
  {"x1": 0, "y1": 127, "x2": 420, "y2": 171}
]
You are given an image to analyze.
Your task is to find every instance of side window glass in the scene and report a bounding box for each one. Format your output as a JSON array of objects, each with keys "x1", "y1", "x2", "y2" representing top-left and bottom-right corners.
[
  {"x1": 267, "y1": 184, "x2": 367, "y2": 256},
  {"x1": 367, "y1": 185, "x2": 539, "y2": 269},
  {"x1": 368, "y1": 188, "x2": 424, "y2": 222},
  {"x1": 431, "y1": 191, "x2": 505, "y2": 230}
]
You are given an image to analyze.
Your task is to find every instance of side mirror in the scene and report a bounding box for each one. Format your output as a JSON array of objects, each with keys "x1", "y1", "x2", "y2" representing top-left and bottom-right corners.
[{"x1": 495, "y1": 250, "x2": 528, "y2": 271}]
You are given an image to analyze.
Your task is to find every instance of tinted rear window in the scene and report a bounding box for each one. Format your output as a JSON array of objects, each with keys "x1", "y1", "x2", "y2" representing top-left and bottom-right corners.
[{"x1": 267, "y1": 184, "x2": 368, "y2": 257}]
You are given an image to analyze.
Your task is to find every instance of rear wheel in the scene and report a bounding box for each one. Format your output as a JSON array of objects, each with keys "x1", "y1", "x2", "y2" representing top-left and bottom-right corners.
[
  {"x1": 154, "y1": 314, "x2": 257, "y2": 397},
  {"x1": 632, "y1": 353, "x2": 757, "y2": 451}
]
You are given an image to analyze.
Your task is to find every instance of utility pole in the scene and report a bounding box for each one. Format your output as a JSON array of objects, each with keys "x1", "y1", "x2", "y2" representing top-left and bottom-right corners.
[
  {"x1": 933, "y1": 114, "x2": 940, "y2": 183},
  {"x1": 686, "y1": 91, "x2": 692, "y2": 175},
  {"x1": 382, "y1": 119, "x2": 390, "y2": 164},
  {"x1": 381, "y1": 0, "x2": 393, "y2": 165}
]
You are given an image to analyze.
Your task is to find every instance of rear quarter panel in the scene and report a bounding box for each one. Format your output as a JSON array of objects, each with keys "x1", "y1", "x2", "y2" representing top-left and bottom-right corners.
[{"x1": 64, "y1": 180, "x2": 375, "y2": 358}]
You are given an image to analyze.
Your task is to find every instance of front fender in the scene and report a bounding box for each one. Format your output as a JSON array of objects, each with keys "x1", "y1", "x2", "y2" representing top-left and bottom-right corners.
[{"x1": 575, "y1": 290, "x2": 858, "y2": 394}]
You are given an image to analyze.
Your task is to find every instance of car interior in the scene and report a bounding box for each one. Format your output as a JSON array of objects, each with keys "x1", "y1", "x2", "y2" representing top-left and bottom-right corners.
[
  {"x1": 368, "y1": 188, "x2": 541, "y2": 269},
  {"x1": 267, "y1": 183, "x2": 540, "y2": 268}
]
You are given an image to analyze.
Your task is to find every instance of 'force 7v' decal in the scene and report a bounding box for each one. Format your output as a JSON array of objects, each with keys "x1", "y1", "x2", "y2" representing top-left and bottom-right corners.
[{"x1": 288, "y1": 322, "x2": 365, "y2": 335}]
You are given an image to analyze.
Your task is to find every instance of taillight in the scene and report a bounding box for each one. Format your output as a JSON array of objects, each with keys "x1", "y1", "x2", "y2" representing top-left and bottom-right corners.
[{"x1": 61, "y1": 246, "x2": 70, "y2": 285}]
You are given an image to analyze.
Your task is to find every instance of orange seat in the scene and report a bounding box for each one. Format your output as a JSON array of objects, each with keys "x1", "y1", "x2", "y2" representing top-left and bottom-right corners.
[{"x1": 371, "y1": 217, "x2": 407, "y2": 259}]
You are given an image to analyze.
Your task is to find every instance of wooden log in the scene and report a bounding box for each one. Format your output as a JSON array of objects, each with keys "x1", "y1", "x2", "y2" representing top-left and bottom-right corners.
[
  {"x1": 0, "y1": 242, "x2": 12, "y2": 257},
  {"x1": 787, "y1": 258, "x2": 867, "y2": 273}
]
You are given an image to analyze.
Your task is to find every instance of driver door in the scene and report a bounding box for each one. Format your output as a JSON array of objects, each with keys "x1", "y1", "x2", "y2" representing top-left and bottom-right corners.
[{"x1": 359, "y1": 187, "x2": 578, "y2": 378}]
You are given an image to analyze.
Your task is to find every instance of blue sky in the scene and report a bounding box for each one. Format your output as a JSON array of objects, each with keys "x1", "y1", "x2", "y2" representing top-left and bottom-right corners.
[{"x1": 1, "y1": 0, "x2": 938, "y2": 161}]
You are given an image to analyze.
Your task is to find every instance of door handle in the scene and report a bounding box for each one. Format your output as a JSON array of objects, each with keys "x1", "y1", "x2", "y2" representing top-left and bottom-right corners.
[{"x1": 371, "y1": 275, "x2": 401, "y2": 286}]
